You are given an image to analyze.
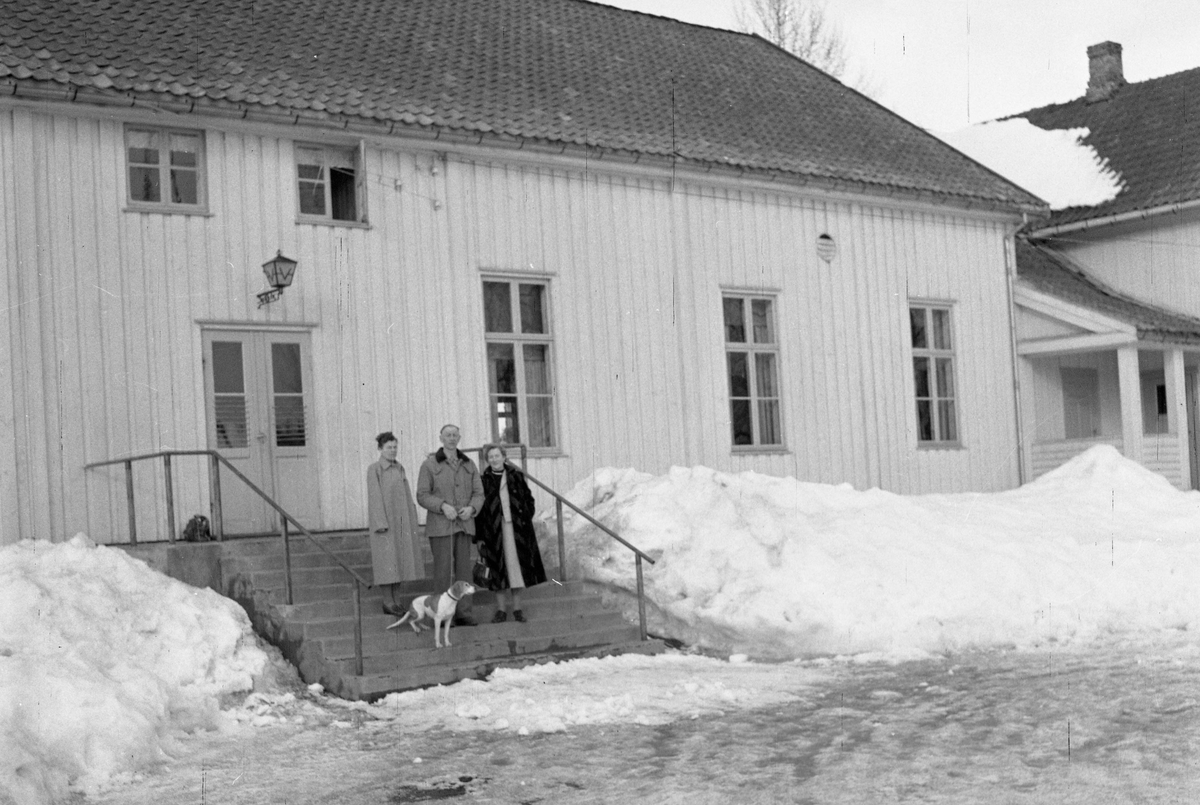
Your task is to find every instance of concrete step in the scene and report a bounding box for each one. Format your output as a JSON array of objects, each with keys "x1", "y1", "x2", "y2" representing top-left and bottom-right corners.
[
  {"x1": 224, "y1": 548, "x2": 375, "y2": 572},
  {"x1": 335, "y1": 622, "x2": 644, "y2": 676},
  {"x1": 219, "y1": 532, "x2": 371, "y2": 557},
  {"x1": 274, "y1": 583, "x2": 578, "y2": 619},
  {"x1": 235, "y1": 565, "x2": 377, "y2": 589},
  {"x1": 337, "y1": 638, "x2": 666, "y2": 700},
  {"x1": 271, "y1": 578, "x2": 581, "y2": 614},
  {"x1": 292, "y1": 592, "x2": 606, "y2": 639},
  {"x1": 258, "y1": 581, "x2": 373, "y2": 604},
  {"x1": 319, "y1": 610, "x2": 632, "y2": 660},
  {"x1": 224, "y1": 543, "x2": 657, "y2": 700}
]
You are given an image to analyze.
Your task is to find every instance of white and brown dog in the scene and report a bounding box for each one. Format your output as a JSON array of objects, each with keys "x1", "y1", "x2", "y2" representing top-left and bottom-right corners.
[{"x1": 385, "y1": 580, "x2": 477, "y2": 648}]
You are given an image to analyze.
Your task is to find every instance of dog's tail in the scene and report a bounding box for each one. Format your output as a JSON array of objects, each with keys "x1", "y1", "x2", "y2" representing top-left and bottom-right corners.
[{"x1": 385, "y1": 612, "x2": 414, "y2": 631}]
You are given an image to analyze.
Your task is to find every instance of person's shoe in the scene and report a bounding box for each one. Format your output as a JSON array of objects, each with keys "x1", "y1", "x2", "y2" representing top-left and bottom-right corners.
[
  {"x1": 452, "y1": 615, "x2": 477, "y2": 627},
  {"x1": 512, "y1": 609, "x2": 526, "y2": 623},
  {"x1": 382, "y1": 601, "x2": 405, "y2": 617},
  {"x1": 491, "y1": 610, "x2": 508, "y2": 623}
]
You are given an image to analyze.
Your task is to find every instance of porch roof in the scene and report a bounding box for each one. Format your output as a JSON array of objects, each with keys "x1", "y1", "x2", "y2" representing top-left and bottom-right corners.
[{"x1": 1016, "y1": 239, "x2": 1200, "y2": 345}]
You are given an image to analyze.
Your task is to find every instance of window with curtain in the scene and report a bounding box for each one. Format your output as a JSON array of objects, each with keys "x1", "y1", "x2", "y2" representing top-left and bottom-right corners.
[
  {"x1": 910, "y1": 304, "x2": 959, "y2": 444},
  {"x1": 483, "y1": 279, "x2": 557, "y2": 449},
  {"x1": 723, "y1": 295, "x2": 783, "y2": 448},
  {"x1": 125, "y1": 126, "x2": 205, "y2": 210}
]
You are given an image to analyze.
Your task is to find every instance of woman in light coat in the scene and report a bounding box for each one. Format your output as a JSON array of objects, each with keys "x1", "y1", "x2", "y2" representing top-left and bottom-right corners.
[{"x1": 368, "y1": 431, "x2": 422, "y2": 615}]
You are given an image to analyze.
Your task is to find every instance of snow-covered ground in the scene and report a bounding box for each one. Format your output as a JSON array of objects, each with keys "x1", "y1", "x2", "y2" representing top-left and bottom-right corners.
[
  {"x1": 935, "y1": 118, "x2": 1123, "y2": 209},
  {"x1": 4, "y1": 446, "x2": 1200, "y2": 804}
]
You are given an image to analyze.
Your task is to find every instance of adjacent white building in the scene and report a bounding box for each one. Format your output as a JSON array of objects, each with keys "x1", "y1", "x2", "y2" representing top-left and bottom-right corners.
[{"x1": 1009, "y1": 42, "x2": 1200, "y2": 490}]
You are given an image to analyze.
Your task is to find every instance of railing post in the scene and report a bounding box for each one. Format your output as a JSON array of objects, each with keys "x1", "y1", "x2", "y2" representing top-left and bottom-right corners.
[
  {"x1": 209, "y1": 454, "x2": 224, "y2": 542},
  {"x1": 636, "y1": 555, "x2": 648, "y2": 641},
  {"x1": 124, "y1": 460, "x2": 137, "y2": 545},
  {"x1": 281, "y1": 514, "x2": 293, "y2": 606},
  {"x1": 556, "y1": 498, "x2": 567, "y2": 582},
  {"x1": 163, "y1": 454, "x2": 176, "y2": 543},
  {"x1": 353, "y1": 581, "x2": 364, "y2": 676}
]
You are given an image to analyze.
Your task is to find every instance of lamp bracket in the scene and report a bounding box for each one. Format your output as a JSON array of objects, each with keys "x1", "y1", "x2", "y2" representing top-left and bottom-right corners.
[{"x1": 257, "y1": 288, "x2": 285, "y2": 308}]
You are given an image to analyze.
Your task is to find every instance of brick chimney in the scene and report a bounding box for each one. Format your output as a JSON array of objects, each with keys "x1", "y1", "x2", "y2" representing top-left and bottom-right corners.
[{"x1": 1086, "y1": 41, "x2": 1125, "y2": 103}]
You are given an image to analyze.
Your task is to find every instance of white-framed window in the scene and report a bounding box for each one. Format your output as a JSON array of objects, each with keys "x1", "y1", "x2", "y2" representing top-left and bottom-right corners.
[
  {"x1": 483, "y1": 279, "x2": 557, "y2": 449},
  {"x1": 910, "y1": 304, "x2": 959, "y2": 444},
  {"x1": 723, "y1": 295, "x2": 782, "y2": 448},
  {"x1": 125, "y1": 126, "x2": 205, "y2": 210},
  {"x1": 295, "y1": 143, "x2": 365, "y2": 223}
]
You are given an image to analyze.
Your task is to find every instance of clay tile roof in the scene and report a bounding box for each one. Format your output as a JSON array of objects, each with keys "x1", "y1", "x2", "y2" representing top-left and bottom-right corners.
[
  {"x1": 0, "y1": 0, "x2": 1043, "y2": 211},
  {"x1": 1013, "y1": 65, "x2": 1200, "y2": 227},
  {"x1": 1017, "y1": 239, "x2": 1200, "y2": 343}
]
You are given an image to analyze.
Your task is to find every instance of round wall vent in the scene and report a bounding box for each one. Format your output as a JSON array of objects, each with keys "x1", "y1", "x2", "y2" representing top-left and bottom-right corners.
[{"x1": 816, "y1": 234, "x2": 836, "y2": 263}]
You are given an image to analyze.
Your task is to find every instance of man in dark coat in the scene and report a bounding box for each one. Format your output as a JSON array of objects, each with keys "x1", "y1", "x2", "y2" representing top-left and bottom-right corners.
[{"x1": 416, "y1": 424, "x2": 484, "y2": 626}]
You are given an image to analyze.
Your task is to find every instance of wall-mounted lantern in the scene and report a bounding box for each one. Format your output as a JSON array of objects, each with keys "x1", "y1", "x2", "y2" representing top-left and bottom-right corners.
[{"x1": 257, "y1": 250, "x2": 298, "y2": 308}]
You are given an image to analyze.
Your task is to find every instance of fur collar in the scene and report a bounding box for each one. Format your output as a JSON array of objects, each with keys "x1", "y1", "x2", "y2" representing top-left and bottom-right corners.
[{"x1": 435, "y1": 448, "x2": 470, "y2": 464}]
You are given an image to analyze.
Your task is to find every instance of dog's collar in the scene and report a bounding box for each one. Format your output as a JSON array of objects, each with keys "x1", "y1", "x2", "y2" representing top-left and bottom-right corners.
[{"x1": 447, "y1": 589, "x2": 464, "y2": 602}]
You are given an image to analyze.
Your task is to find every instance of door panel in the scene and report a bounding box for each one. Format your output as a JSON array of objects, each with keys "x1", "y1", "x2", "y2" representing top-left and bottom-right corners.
[
  {"x1": 266, "y1": 335, "x2": 320, "y2": 525},
  {"x1": 203, "y1": 330, "x2": 320, "y2": 534}
]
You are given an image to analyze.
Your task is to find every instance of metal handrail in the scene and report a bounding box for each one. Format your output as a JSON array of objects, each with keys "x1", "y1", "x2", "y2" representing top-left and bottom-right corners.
[
  {"x1": 85, "y1": 448, "x2": 371, "y2": 674},
  {"x1": 515, "y1": 462, "x2": 656, "y2": 641}
]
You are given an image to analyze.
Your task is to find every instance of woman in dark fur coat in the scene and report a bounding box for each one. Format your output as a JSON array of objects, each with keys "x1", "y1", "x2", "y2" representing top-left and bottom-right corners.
[{"x1": 476, "y1": 444, "x2": 547, "y2": 622}]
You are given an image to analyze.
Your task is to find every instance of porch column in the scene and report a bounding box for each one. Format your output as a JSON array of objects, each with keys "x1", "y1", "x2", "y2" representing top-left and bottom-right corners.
[
  {"x1": 1117, "y1": 346, "x2": 1144, "y2": 463},
  {"x1": 1166, "y1": 348, "x2": 1191, "y2": 489}
]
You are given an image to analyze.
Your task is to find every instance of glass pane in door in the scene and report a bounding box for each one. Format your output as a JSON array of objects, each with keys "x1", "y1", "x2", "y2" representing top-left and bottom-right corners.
[
  {"x1": 211, "y1": 341, "x2": 248, "y2": 448},
  {"x1": 271, "y1": 343, "x2": 306, "y2": 447}
]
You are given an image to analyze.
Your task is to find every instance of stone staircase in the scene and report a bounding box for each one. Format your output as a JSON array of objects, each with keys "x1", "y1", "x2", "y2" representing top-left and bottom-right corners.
[{"x1": 221, "y1": 532, "x2": 664, "y2": 700}]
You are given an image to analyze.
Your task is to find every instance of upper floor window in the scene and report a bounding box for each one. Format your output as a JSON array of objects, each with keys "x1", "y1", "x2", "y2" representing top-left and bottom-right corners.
[
  {"x1": 296, "y1": 144, "x2": 364, "y2": 223},
  {"x1": 125, "y1": 127, "x2": 205, "y2": 210},
  {"x1": 483, "y1": 279, "x2": 557, "y2": 450},
  {"x1": 910, "y1": 304, "x2": 959, "y2": 444},
  {"x1": 724, "y1": 295, "x2": 782, "y2": 448}
]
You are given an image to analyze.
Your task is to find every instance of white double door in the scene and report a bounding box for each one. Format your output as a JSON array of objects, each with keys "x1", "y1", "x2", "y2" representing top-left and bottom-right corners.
[{"x1": 202, "y1": 329, "x2": 321, "y2": 534}]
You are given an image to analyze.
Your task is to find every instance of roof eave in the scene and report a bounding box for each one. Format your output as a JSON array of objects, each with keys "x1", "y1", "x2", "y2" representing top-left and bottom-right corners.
[
  {"x1": 1136, "y1": 328, "x2": 1200, "y2": 346},
  {"x1": 1030, "y1": 197, "x2": 1200, "y2": 238},
  {"x1": 1, "y1": 77, "x2": 1046, "y2": 216}
]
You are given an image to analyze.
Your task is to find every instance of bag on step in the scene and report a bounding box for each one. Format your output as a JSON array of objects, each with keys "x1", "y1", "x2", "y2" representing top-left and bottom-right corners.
[{"x1": 182, "y1": 514, "x2": 211, "y2": 542}]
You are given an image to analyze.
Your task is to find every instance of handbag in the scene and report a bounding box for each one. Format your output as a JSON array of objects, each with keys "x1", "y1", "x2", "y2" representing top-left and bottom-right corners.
[{"x1": 473, "y1": 558, "x2": 496, "y2": 589}]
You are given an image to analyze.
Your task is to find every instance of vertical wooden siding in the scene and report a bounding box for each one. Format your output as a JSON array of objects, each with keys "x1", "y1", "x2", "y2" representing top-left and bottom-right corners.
[
  {"x1": 0, "y1": 106, "x2": 1022, "y2": 544},
  {"x1": 1056, "y1": 213, "x2": 1200, "y2": 318}
]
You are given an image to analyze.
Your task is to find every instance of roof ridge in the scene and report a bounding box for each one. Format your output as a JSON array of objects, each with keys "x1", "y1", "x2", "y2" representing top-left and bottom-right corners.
[
  {"x1": 1012, "y1": 62, "x2": 1200, "y2": 122},
  {"x1": 563, "y1": 0, "x2": 745, "y2": 36}
]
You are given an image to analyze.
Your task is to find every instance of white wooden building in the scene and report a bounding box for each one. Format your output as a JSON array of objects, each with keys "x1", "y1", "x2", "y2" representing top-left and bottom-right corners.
[
  {"x1": 1010, "y1": 43, "x2": 1200, "y2": 490},
  {"x1": 0, "y1": 0, "x2": 1045, "y2": 545}
]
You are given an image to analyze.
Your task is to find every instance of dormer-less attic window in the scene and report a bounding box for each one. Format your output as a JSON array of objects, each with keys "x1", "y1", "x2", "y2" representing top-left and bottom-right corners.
[{"x1": 296, "y1": 143, "x2": 366, "y2": 224}]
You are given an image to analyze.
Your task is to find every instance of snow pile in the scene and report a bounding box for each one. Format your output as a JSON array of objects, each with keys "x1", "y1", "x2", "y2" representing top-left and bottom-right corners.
[
  {"x1": 365, "y1": 652, "x2": 814, "y2": 735},
  {"x1": 551, "y1": 446, "x2": 1200, "y2": 660},
  {"x1": 0, "y1": 535, "x2": 271, "y2": 805},
  {"x1": 936, "y1": 118, "x2": 1122, "y2": 209}
]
